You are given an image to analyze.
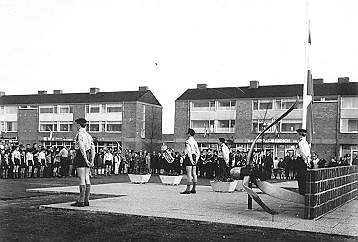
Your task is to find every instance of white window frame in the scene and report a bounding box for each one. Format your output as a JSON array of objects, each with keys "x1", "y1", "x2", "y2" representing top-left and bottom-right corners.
[
  {"x1": 106, "y1": 121, "x2": 122, "y2": 133},
  {"x1": 88, "y1": 121, "x2": 101, "y2": 133},
  {"x1": 281, "y1": 99, "x2": 303, "y2": 110},
  {"x1": 252, "y1": 119, "x2": 278, "y2": 133},
  {"x1": 217, "y1": 119, "x2": 235, "y2": 133},
  {"x1": 86, "y1": 104, "x2": 101, "y2": 113},
  {"x1": 280, "y1": 120, "x2": 302, "y2": 133},
  {"x1": 59, "y1": 105, "x2": 71, "y2": 114},
  {"x1": 58, "y1": 122, "x2": 72, "y2": 132},
  {"x1": 39, "y1": 105, "x2": 56, "y2": 114},
  {"x1": 341, "y1": 97, "x2": 358, "y2": 109},
  {"x1": 39, "y1": 121, "x2": 57, "y2": 132},
  {"x1": 218, "y1": 100, "x2": 236, "y2": 110},
  {"x1": 3, "y1": 121, "x2": 17, "y2": 132},
  {"x1": 340, "y1": 118, "x2": 358, "y2": 133},
  {"x1": 252, "y1": 100, "x2": 274, "y2": 110},
  {"x1": 191, "y1": 100, "x2": 216, "y2": 111},
  {"x1": 106, "y1": 104, "x2": 123, "y2": 113}
]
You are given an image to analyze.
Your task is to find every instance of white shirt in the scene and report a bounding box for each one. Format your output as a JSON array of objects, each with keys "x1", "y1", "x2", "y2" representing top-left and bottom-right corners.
[
  {"x1": 184, "y1": 136, "x2": 200, "y2": 162},
  {"x1": 220, "y1": 143, "x2": 230, "y2": 165},
  {"x1": 12, "y1": 150, "x2": 21, "y2": 160},
  {"x1": 26, "y1": 152, "x2": 33, "y2": 161},
  {"x1": 273, "y1": 158, "x2": 279, "y2": 169},
  {"x1": 104, "y1": 152, "x2": 113, "y2": 161},
  {"x1": 297, "y1": 136, "x2": 311, "y2": 164},
  {"x1": 38, "y1": 151, "x2": 46, "y2": 161},
  {"x1": 75, "y1": 127, "x2": 94, "y2": 151}
]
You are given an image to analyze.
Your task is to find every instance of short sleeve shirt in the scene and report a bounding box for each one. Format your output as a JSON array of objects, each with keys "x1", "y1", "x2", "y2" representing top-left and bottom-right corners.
[{"x1": 75, "y1": 128, "x2": 94, "y2": 151}]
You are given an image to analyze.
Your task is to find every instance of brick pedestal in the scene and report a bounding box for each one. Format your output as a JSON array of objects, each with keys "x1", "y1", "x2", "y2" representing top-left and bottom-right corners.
[{"x1": 304, "y1": 165, "x2": 358, "y2": 219}]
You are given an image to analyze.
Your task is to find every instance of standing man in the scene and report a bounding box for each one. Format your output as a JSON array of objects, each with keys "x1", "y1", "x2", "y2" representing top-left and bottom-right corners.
[
  {"x1": 71, "y1": 118, "x2": 95, "y2": 207},
  {"x1": 180, "y1": 128, "x2": 200, "y2": 194},
  {"x1": 218, "y1": 138, "x2": 230, "y2": 180},
  {"x1": 295, "y1": 128, "x2": 311, "y2": 195}
]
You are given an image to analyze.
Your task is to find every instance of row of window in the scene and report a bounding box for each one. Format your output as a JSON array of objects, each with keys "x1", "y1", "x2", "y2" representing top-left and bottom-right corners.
[
  {"x1": 191, "y1": 100, "x2": 236, "y2": 111},
  {"x1": 39, "y1": 121, "x2": 122, "y2": 133},
  {"x1": 190, "y1": 119, "x2": 303, "y2": 133},
  {"x1": 37, "y1": 104, "x2": 123, "y2": 114},
  {"x1": 0, "y1": 121, "x2": 17, "y2": 132}
]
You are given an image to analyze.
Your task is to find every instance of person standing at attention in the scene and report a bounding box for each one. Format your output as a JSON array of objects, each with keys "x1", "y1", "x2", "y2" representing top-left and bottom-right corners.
[
  {"x1": 295, "y1": 128, "x2": 311, "y2": 195},
  {"x1": 180, "y1": 128, "x2": 200, "y2": 194},
  {"x1": 71, "y1": 118, "x2": 95, "y2": 207}
]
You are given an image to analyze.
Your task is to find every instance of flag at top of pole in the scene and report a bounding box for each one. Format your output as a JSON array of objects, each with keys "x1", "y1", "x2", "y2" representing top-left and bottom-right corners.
[{"x1": 302, "y1": 3, "x2": 314, "y2": 145}]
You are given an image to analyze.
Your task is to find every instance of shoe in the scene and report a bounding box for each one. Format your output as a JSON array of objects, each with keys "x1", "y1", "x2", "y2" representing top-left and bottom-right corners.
[
  {"x1": 84, "y1": 201, "x2": 89, "y2": 206},
  {"x1": 190, "y1": 190, "x2": 196, "y2": 194},
  {"x1": 70, "y1": 201, "x2": 85, "y2": 207},
  {"x1": 180, "y1": 190, "x2": 191, "y2": 194}
]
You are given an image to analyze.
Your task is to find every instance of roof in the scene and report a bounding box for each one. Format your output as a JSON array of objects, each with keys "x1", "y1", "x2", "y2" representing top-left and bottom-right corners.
[
  {"x1": 176, "y1": 82, "x2": 358, "y2": 101},
  {"x1": 0, "y1": 90, "x2": 162, "y2": 106}
]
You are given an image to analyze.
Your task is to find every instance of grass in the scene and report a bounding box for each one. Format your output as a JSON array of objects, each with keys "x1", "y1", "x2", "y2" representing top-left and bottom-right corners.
[{"x1": 0, "y1": 175, "x2": 356, "y2": 241}]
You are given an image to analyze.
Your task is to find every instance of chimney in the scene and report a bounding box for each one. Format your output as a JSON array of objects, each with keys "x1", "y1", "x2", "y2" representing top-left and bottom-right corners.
[
  {"x1": 139, "y1": 86, "x2": 149, "y2": 91},
  {"x1": 38, "y1": 90, "x2": 47, "y2": 95},
  {"x1": 90, "y1": 87, "x2": 100, "y2": 95},
  {"x1": 197, "y1": 84, "x2": 207, "y2": 89},
  {"x1": 338, "y1": 77, "x2": 349, "y2": 83},
  {"x1": 313, "y1": 78, "x2": 324, "y2": 85},
  {"x1": 0, "y1": 91, "x2": 5, "y2": 97},
  {"x1": 53, "y1": 90, "x2": 63, "y2": 94},
  {"x1": 249, "y1": 80, "x2": 259, "y2": 89}
]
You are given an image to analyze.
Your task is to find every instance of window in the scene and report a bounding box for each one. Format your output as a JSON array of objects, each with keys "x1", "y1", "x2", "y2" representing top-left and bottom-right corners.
[
  {"x1": 191, "y1": 101, "x2": 216, "y2": 111},
  {"x1": 59, "y1": 122, "x2": 72, "y2": 132},
  {"x1": 340, "y1": 119, "x2": 358, "y2": 133},
  {"x1": 252, "y1": 119, "x2": 278, "y2": 133},
  {"x1": 281, "y1": 120, "x2": 302, "y2": 133},
  {"x1": 253, "y1": 100, "x2": 273, "y2": 110},
  {"x1": 89, "y1": 122, "x2": 100, "y2": 132},
  {"x1": 218, "y1": 100, "x2": 236, "y2": 110},
  {"x1": 217, "y1": 120, "x2": 235, "y2": 133},
  {"x1": 191, "y1": 120, "x2": 215, "y2": 133},
  {"x1": 5, "y1": 106, "x2": 18, "y2": 114},
  {"x1": 106, "y1": 122, "x2": 122, "y2": 132},
  {"x1": 342, "y1": 97, "x2": 358, "y2": 109},
  {"x1": 39, "y1": 122, "x2": 57, "y2": 132},
  {"x1": 5, "y1": 121, "x2": 17, "y2": 132},
  {"x1": 59, "y1": 105, "x2": 71, "y2": 113},
  {"x1": 39, "y1": 106, "x2": 56, "y2": 114},
  {"x1": 106, "y1": 104, "x2": 122, "y2": 113},
  {"x1": 259, "y1": 101, "x2": 273, "y2": 110},
  {"x1": 86, "y1": 104, "x2": 101, "y2": 113},
  {"x1": 281, "y1": 100, "x2": 303, "y2": 109},
  {"x1": 19, "y1": 105, "x2": 37, "y2": 109}
]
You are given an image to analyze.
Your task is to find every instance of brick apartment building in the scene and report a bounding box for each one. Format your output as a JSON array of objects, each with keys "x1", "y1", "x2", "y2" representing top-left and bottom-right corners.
[
  {"x1": 174, "y1": 78, "x2": 358, "y2": 162},
  {"x1": 0, "y1": 87, "x2": 162, "y2": 152}
]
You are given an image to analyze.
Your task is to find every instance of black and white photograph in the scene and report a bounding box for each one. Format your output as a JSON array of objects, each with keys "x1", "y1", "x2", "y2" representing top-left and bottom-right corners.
[{"x1": 0, "y1": 0, "x2": 357, "y2": 241}]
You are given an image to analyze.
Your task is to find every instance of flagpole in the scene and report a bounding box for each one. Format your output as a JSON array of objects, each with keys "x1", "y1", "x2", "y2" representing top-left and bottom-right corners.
[{"x1": 302, "y1": 0, "x2": 310, "y2": 131}]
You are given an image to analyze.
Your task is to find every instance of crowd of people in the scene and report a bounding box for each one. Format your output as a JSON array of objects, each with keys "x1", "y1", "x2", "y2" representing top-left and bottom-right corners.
[{"x1": 0, "y1": 141, "x2": 356, "y2": 180}]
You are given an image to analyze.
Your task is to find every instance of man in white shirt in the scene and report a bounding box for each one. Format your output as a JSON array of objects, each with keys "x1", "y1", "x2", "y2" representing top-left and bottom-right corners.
[
  {"x1": 295, "y1": 128, "x2": 311, "y2": 195},
  {"x1": 71, "y1": 118, "x2": 95, "y2": 207},
  {"x1": 180, "y1": 128, "x2": 200, "y2": 194},
  {"x1": 217, "y1": 138, "x2": 230, "y2": 180}
]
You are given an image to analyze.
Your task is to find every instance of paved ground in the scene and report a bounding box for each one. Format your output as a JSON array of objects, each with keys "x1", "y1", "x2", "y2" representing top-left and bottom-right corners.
[{"x1": 27, "y1": 179, "x2": 358, "y2": 237}]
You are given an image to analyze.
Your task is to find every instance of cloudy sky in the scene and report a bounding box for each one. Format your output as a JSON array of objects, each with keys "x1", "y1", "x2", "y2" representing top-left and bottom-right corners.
[{"x1": 0, "y1": 0, "x2": 357, "y2": 133}]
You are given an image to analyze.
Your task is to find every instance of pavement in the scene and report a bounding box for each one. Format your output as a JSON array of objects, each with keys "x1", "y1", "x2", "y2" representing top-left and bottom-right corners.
[{"x1": 27, "y1": 180, "x2": 358, "y2": 237}]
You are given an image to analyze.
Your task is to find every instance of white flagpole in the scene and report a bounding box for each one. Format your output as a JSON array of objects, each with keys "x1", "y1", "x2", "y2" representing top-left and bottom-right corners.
[{"x1": 302, "y1": 0, "x2": 310, "y2": 130}]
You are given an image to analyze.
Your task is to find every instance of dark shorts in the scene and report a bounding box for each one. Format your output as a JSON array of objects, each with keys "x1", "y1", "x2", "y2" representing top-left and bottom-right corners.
[
  {"x1": 105, "y1": 160, "x2": 112, "y2": 166},
  {"x1": 14, "y1": 158, "x2": 20, "y2": 166},
  {"x1": 183, "y1": 154, "x2": 197, "y2": 166},
  {"x1": 74, "y1": 150, "x2": 90, "y2": 168}
]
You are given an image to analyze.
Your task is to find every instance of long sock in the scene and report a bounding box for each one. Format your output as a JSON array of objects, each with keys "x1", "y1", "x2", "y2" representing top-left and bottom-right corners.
[
  {"x1": 84, "y1": 184, "x2": 91, "y2": 203},
  {"x1": 192, "y1": 182, "x2": 197, "y2": 191},
  {"x1": 186, "y1": 183, "x2": 191, "y2": 191},
  {"x1": 78, "y1": 185, "x2": 85, "y2": 203}
]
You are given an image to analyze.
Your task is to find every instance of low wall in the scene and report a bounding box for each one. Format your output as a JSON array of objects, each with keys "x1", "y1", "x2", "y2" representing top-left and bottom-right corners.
[{"x1": 304, "y1": 165, "x2": 358, "y2": 219}]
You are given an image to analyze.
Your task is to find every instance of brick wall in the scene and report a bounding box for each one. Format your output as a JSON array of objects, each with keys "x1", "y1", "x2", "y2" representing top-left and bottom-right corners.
[
  {"x1": 174, "y1": 101, "x2": 189, "y2": 151},
  {"x1": 304, "y1": 165, "x2": 358, "y2": 219},
  {"x1": 18, "y1": 108, "x2": 39, "y2": 144}
]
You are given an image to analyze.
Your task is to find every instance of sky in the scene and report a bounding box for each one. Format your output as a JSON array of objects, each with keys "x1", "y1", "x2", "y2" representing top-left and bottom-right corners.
[{"x1": 0, "y1": 0, "x2": 357, "y2": 134}]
